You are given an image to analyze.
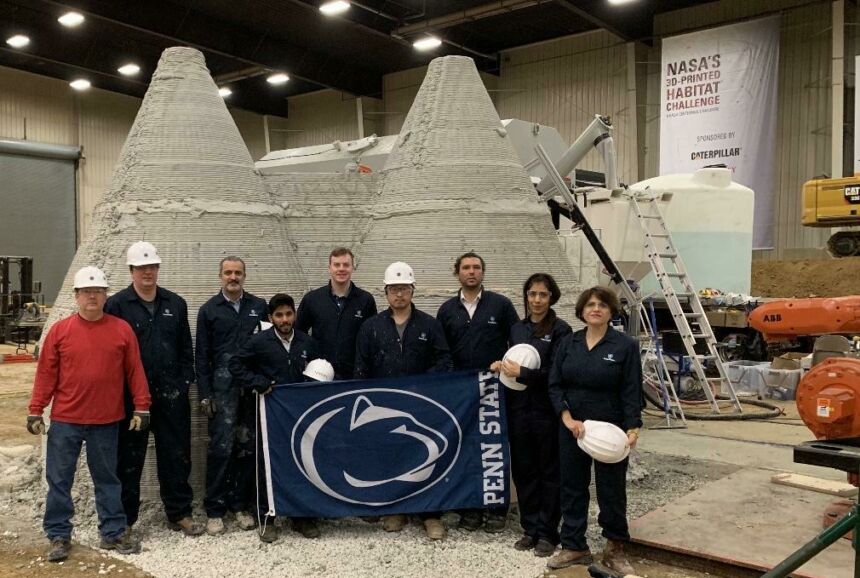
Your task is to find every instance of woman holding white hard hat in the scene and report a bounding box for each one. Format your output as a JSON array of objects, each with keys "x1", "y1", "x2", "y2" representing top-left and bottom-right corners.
[
  {"x1": 490, "y1": 273, "x2": 571, "y2": 557},
  {"x1": 545, "y1": 286, "x2": 642, "y2": 574}
]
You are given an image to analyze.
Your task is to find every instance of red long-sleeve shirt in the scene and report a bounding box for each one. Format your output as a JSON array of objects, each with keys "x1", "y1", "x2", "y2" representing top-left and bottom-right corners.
[{"x1": 29, "y1": 313, "x2": 151, "y2": 424}]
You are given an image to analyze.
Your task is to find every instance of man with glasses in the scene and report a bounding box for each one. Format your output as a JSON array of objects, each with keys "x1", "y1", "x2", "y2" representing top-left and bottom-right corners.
[
  {"x1": 28, "y1": 266, "x2": 151, "y2": 563},
  {"x1": 354, "y1": 261, "x2": 452, "y2": 539}
]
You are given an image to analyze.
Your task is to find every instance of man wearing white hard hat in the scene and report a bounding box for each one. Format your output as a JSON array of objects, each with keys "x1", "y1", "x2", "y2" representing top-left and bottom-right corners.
[
  {"x1": 490, "y1": 273, "x2": 572, "y2": 558},
  {"x1": 105, "y1": 242, "x2": 203, "y2": 537},
  {"x1": 28, "y1": 267, "x2": 151, "y2": 563},
  {"x1": 354, "y1": 262, "x2": 452, "y2": 539},
  {"x1": 229, "y1": 293, "x2": 321, "y2": 542}
]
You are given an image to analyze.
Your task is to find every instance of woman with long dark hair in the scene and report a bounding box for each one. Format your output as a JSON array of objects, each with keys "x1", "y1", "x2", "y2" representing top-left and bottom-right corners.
[
  {"x1": 491, "y1": 273, "x2": 571, "y2": 557},
  {"x1": 545, "y1": 286, "x2": 642, "y2": 573}
]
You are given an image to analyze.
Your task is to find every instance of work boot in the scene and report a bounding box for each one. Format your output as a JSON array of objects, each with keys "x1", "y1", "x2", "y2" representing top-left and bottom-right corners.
[
  {"x1": 513, "y1": 534, "x2": 537, "y2": 551},
  {"x1": 99, "y1": 529, "x2": 141, "y2": 555},
  {"x1": 47, "y1": 537, "x2": 70, "y2": 562},
  {"x1": 259, "y1": 524, "x2": 279, "y2": 543},
  {"x1": 381, "y1": 514, "x2": 407, "y2": 532},
  {"x1": 423, "y1": 518, "x2": 447, "y2": 540},
  {"x1": 484, "y1": 511, "x2": 506, "y2": 533},
  {"x1": 534, "y1": 538, "x2": 557, "y2": 557},
  {"x1": 546, "y1": 548, "x2": 593, "y2": 569},
  {"x1": 206, "y1": 517, "x2": 225, "y2": 536},
  {"x1": 234, "y1": 511, "x2": 257, "y2": 531},
  {"x1": 458, "y1": 510, "x2": 483, "y2": 531},
  {"x1": 294, "y1": 518, "x2": 321, "y2": 539},
  {"x1": 602, "y1": 539, "x2": 635, "y2": 574},
  {"x1": 168, "y1": 516, "x2": 205, "y2": 537}
]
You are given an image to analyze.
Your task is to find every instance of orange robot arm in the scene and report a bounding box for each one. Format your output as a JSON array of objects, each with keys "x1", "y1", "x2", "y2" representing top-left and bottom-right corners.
[{"x1": 748, "y1": 296, "x2": 860, "y2": 341}]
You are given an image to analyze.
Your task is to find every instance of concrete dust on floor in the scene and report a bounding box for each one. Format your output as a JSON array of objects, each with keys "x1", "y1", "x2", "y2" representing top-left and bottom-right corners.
[{"x1": 545, "y1": 558, "x2": 722, "y2": 578}]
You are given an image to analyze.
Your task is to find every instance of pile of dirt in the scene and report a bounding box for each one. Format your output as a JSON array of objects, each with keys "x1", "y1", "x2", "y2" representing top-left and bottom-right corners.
[{"x1": 752, "y1": 257, "x2": 860, "y2": 298}]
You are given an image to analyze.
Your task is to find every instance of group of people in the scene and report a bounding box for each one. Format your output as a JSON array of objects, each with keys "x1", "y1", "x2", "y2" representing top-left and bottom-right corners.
[{"x1": 27, "y1": 243, "x2": 642, "y2": 573}]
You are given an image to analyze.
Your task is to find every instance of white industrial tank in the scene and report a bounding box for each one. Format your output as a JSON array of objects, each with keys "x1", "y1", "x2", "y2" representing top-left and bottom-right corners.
[
  {"x1": 563, "y1": 167, "x2": 754, "y2": 295},
  {"x1": 630, "y1": 168, "x2": 754, "y2": 295}
]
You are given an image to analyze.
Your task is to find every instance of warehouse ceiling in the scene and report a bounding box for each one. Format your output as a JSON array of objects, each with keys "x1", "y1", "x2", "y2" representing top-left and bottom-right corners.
[{"x1": 0, "y1": 0, "x2": 714, "y2": 117}]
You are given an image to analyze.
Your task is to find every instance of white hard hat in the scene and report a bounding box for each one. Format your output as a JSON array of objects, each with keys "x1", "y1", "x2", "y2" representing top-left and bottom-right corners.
[
  {"x1": 73, "y1": 266, "x2": 109, "y2": 289},
  {"x1": 383, "y1": 262, "x2": 415, "y2": 286},
  {"x1": 126, "y1": 241, "x2": 162, "y2": 267},
  {"x1": 576, "y1": 420, "x2": 630, "y2": 464},
  {"x1": 500, "y1": 343, "x2": 541, "y2": 391},
  {"x1": 303, "y1": 358, "x2": 335, "y2": 382}
]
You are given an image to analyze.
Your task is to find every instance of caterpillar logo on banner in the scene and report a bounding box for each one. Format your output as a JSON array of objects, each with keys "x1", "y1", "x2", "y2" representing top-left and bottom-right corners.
[{"x1": 260, "y1": 371, "x2": 510, "y2": 517}]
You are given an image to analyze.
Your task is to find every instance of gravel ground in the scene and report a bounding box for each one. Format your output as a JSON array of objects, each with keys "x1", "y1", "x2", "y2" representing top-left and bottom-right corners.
[{"x1": 0, "y1": 449, "x2": 739, "y2": 578}]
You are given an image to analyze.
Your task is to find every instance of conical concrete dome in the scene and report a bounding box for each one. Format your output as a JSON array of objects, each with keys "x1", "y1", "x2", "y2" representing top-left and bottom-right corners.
[
  {"x1": 46, "y1": 47, "x2": 305, "y2": 331},
  {"x1": 354, "y1": 56, "x2": 582, "y2": 313},
  {"x1": 41, "y1": 47, "x2": 306, "y2": 495}
]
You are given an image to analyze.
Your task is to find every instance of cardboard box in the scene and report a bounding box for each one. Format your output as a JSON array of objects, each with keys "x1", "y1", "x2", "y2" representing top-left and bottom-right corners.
[
  {"x1": 724, "y1": 310, "x2": 748, "y2": 328},
  {"x1": 771, "y1": 352, "x2": 808, "y2": 371},
  {"x1": 705, "y1": 310, "x2": 726, "y2": 327}
]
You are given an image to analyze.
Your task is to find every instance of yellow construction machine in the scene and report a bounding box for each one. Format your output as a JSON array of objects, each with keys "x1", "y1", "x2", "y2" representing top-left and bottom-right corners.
[{"x1": 802, "y1": 176, "x2": 860, "y2": 257}]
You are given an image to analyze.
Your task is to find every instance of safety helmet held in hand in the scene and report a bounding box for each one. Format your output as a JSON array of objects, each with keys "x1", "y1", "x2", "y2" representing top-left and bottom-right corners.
[
  {"x1": 499, "y1": 343, "x2": 541, "y2": 391},
  {"x1": 576, "y1": 420, "x2": 630, "y2": 464},
  {"x1": 383, "y1": 262, "x2": 415, "y2": 286},
  {"x1": 303, "y1": 358, "x2": 335, "y2": 382},
  {"x1": 126, "y1": 241, "x2": 162, "y2": 267},
  {"x1": 73, "y1": 266, "x2": 109, "y2": 289}
]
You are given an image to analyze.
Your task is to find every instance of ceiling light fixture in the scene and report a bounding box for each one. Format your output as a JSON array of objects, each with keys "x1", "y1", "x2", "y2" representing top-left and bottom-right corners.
[
  {"x1": 319, "y1": 0, "x2": 350, "y2": 16},
  {"x1": 607, "y1": 0, "x2": 638, "y2": 5},
  {"x1": 58, "y1": 11, "x2": 85, "y2": 27},
  {"x1": 69, "y1": 79, "x2": 91, "y2": 91},
  {"x1": 6, "y1": 35, "x2": 30, "y2": 48},
  {"x1": 413, "y1": 36, "x2": 442, "y2": 51},
  {"x1": 218, "y1": 87, "x2": 232, "y2": 98},
  {"x1": 117, "y1": 63, "x2": 141, "y2": 76},
  {"x1": 266, "y1": 73, "x2": 290, "y2": 85}
]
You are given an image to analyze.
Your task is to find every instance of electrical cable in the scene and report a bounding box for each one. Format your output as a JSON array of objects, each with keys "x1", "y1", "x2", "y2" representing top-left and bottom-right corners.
[{"x1": 642, "y1": 374, "x2": 783, "y2": 420}]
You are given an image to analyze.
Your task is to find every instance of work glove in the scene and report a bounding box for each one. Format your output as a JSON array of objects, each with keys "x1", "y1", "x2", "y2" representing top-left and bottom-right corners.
[
  {"x1": 128, "y1": 411, "x2": 150, "y2": 431},
  {"x1": 26, "y1": 415, "x2": 46, "y2": 435},
  {"x1": 200, "y1": 398, "x2": 217, "y2": 419}
]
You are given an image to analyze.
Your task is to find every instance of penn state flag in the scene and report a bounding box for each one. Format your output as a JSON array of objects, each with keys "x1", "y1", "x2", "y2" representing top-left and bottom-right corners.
[{"x1": 259, "y1": 371, "x2": 510, "y2": 517}]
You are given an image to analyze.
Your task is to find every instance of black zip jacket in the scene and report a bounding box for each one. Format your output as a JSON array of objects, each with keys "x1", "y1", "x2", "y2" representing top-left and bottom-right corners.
[
  {"x1": 295, "y1": 282, "x2": 377, "y2": 378},
  {"x1": 507, "y1": 315, "x2": 573, "y2": 412},
  {"x1": 195, "y1": 291, "x2": 268, "y2": 400},
  {"x1": 436, "y1": 289, "x2": 519, "y2": 371},
  {"x1": 354, "y1": 305, "x2": 452, "y2": 379},
  {"x1": 548, "y1": 326, "x2": 643, "y2": 431},
  {"x1": 228, "y1": 328, "x2": 319, "y2": 392},
  {"x1": 105, "y1": 285, "x2": 194, "y2": 392}
]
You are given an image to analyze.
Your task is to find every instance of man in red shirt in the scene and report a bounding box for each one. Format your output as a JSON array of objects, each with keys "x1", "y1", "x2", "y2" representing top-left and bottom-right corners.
[{"x1": 27, "y1": 266, "x2": 152, "y2": 563}]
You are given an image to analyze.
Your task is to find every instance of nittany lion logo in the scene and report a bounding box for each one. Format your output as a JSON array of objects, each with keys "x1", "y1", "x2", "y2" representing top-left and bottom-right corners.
[{"x1": 291, "y1": 389, "x2": 462, "y2": 506}]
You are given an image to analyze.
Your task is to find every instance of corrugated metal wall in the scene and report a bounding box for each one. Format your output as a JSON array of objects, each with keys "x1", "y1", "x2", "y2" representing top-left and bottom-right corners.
[
  {"x1": 494, "y1": 30, "x2": 635, "y2": 184},
  {"x1": 648, "y1": 0, "x2": 833, "y2": 261},
  {"x1": 0, "y1": 64, "x2": 284, "y2": 241}
]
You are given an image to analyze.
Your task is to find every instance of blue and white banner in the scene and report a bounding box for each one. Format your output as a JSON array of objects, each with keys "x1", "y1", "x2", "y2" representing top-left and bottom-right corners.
[{"x1": 259, "y1": 371, "x2": 510, "y2": 517}]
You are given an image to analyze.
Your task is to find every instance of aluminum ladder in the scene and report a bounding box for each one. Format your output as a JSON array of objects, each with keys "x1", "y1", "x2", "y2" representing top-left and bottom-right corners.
[
  {"x1": 639, "y1": 298, "x2": 687, "y2": 427},
  {"x1": 628, "y1": 192, "x2": 742, "y2": 414}
]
